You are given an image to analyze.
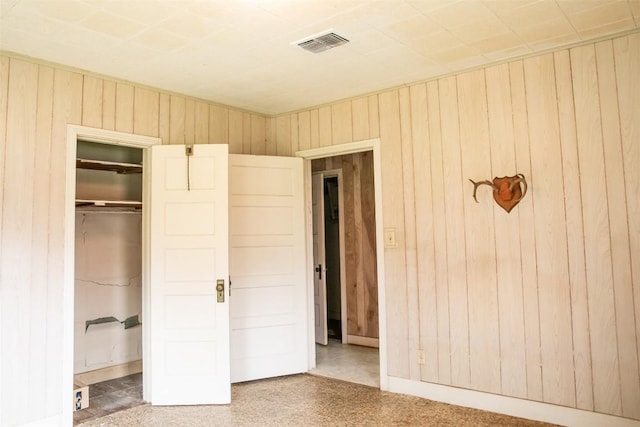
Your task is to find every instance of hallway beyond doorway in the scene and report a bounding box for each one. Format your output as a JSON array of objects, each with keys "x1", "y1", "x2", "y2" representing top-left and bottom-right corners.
[{"x1": 311, "y1": 340, "x2": 379, "y2": 388}]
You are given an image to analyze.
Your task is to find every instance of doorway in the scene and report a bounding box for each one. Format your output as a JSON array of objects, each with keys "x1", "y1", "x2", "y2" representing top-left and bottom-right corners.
[
  {"x1": 64, "y1": 125, "x2": 159, "y2": 425},
  {"x1": 297, "y1": 139, "x2": 387, "y2": 390},
  {"x1": 73, "y1": 140, "x2": 145, "y2": 424}
]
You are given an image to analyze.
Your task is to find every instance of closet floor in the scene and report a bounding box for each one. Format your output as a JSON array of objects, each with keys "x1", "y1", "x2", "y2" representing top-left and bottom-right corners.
[{"x1": 73, "y1": 373, "x2": 143, "y2": 425}]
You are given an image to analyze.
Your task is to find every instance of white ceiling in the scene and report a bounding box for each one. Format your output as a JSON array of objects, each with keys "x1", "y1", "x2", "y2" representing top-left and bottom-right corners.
[{"x1": 1, "y1": 0, "x2": 638, "y2": 115}]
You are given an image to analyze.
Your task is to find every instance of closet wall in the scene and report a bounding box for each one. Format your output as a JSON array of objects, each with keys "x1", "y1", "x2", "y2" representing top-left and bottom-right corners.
[
  {"x1": 0, "y1": 54, "x2": 267, "y2": 426},
  {"x1": 270, "y1": 33, "x2": 640, "y2": 420},
  {"x1": 312, "y1": 153, "x2": 378, "y2": 342}
]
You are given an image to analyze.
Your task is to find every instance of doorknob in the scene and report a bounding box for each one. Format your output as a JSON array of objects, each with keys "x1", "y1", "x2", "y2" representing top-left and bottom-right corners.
[
  {"x1": 315, "y1": 264, "x2": 322, "y2": 280},
  {"x1": 216, "y1": 279, "x2": 225, "y2": 303}
]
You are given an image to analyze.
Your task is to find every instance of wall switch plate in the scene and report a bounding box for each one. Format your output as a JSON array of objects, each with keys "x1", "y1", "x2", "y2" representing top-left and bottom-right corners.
[
  {"x1": 417, "y1": 349, "x2": 425, "y2": 365},
  {"x1": 384, "y1": 228, "x2": 397, "y2": 248}
]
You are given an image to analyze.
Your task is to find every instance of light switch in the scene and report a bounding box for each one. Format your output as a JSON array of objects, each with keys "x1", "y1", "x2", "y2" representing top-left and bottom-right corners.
[{"x1": 384, "y1": 228, "x2": 396, "y2": 248}]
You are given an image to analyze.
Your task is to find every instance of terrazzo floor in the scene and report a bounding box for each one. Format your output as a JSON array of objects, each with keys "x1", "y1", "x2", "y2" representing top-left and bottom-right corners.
[{"x1": 77, "y1": 374, "x2": 554, "y2": 426}]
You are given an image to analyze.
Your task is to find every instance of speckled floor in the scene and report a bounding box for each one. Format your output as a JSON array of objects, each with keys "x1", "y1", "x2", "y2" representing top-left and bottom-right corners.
[{"x1": 78, "y1": 374, "x2": 554, "y2": 426}]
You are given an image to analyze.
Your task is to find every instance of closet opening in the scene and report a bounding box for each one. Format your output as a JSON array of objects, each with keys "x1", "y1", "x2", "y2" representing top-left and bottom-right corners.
[{"x1": 72, "y1": 140, "x2": 145, "y2": 424}]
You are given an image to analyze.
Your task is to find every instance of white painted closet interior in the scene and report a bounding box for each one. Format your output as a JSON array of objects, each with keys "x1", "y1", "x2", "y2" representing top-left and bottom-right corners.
[{"x1": 74, "y1": 140, "x2": 143, "y2": 377}]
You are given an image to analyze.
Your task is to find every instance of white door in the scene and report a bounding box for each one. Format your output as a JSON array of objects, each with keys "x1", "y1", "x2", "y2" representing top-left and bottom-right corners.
[
  {"x1": 312, "y1": 173, "x2": 328, "y2": 345},
  {"x1": 229, "y1": 154, "x2": 307, "y2": 383},
  {"x1": 149, "y1": 144, "x2": 230, "y2": 405}
]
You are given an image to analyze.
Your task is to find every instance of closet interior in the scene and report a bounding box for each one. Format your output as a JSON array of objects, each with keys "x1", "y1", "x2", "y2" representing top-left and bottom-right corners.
[{"x1": 73, "y1": 141, "x2": 144, "y2": 415}]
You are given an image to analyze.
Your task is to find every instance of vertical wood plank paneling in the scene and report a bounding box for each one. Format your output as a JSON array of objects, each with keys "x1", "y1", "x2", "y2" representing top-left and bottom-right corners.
[
  {"x1": 410, "y1": 83, "x2": 438, "y2": 383},
  {"x1": 265, "y1": 117, "x2": 276, "y2": 155},
  {"x1": 554, "y1": 49, "x2": 594, "y2": 411},
  {"x1": 169, "y1": 95, "x2": 185, "y2": 145},
  {"x1": 352, "y1": 155, "x2": 365, "y2": 334},
  {"x1": 28, "y1": 66, "x2": 53, "y2": 417},
  {"x1": 48, "y1": 68, "x2": 82, "y2": 416},
  {"x1": 509, "y1": 60, "x2": 543, "y2": 401},
  {"x1": 342, "y1": 155, "x2": 358, "y2": 335},
  {"x1": 378, "y1": 90, "x2": 410, "y2": 378},
  {"x1": 426, "y1": 80, "x2": 452, "y2": 385},
  {"x1": 331, "y1": 100, "x2": 353, "y2": 145},
  {"x1": 289, "y1": 113, "x2": 299, "y2": 155},
  {"x1": 1, "y1": 59, "x2": 38, "y2": 425},
  {"x1": 524, "y1": 53, "x2": 575, "y2": 407},
  {"x1": 114, "y1": 83, "x2": 134, "y2": 133},
  {"x1": 485, "y1": 63, "x2": 527, "y2": 399},
  {"x1": 398, "y1": 87, "x2": 420, "y2": 381},
  {"x1": 310, "y1": 109, "x2": 320, "y2": 148},
  {"x1": 209, "y1": 104, "x2": 228, "y2": 145},
  {"x1": 251, "y1": 114, "x2": 266, "y2": 155},
  {"x1": 81, "y1": 75, "x2": 102, "y2": 128},
  {"x1": 228, "y1": 109, "x2": 243, "y2": 154},
  {"x1": 102, "y1": 80, "x2": 116, "y2": 131},
  {"x1": 276, "y1": 115, "x2": 291, "y2": 156},
  {"x1": 361, "y1": 151, "x2": 378, "y2": 338},
  {"x1": 158, "y1": 93, "x2": 170, "y2": 144},
  {"x1": 50, "y1": 68, "x2": 81, "y2": 415},
  {"x1": 194, "y1": 101, "x2": 209, "y2": 144},
  {"x1": 595, "y1": 39, "x2": 640, "y2": 420},
  {"x1": 133, "y1": 87, "x2": 159, "y2": 137},
  {"x1": 318, "y1": 106, "x2": 332, "y2": 147},
  {"x1": 184, "y1": 99, "x2": 195, "y2": 145},
  {"x1": 572, "y1": 43, "x2": 621, "y2": 416},
  {"x1": 29, "y1": 65, "x2": 54, "y2": 417},
  {"x1": 368, "y1": 94, "x2": 380, "y2": 138},
  {"x1": 439, "y1": 76, "x2": 471, "y2": 388},
  {"x1": 457, "y1": 69, "x2": 501, "y2": 394},
  {"x1": 242, "y1": 113, "x2": 252, "y2": 153},
  {"x1": 297, "y1": 111, "x2": 311, "y2": 151},
  {"x1": 0, "y1": 56, "x2": 9, "y2": 261},
  {"x1": 613, "y1": 35, "x2": 640, "y2": 407},
  {"x1": 351, "y1": 97, "x2": 370, "y2": 141}
]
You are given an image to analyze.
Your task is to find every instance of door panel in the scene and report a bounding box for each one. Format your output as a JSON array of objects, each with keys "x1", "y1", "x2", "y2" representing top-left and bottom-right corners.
[
  {"x1": 229, "y1": 154, "x2": 307, "y2": 383},
  {"x1": 313, "y1": 173, "x2": 328, "y2": 345},
  {"x1": 149, "y1": 144, "x2": 230, "y2": 405}
]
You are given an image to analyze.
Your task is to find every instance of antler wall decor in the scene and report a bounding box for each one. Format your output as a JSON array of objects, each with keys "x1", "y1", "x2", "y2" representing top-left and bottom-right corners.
[{"x1": 469, "y1": 174, "x2": 528, "y2": 213}]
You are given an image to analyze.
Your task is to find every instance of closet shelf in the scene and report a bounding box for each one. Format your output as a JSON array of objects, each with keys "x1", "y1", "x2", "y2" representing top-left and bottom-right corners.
[
  {"x1": 76, "y1": 158, "x2": 142, "y2": 174},
  {"x1": 75, "y1": 199, "x2": 142, "y2": 211}
]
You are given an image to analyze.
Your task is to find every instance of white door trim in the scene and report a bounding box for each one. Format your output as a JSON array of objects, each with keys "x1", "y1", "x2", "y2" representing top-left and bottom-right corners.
[
  {"x1": 63, "y1": 125, "x2": 160, "y2": 425},
  {"x1": 296, "y1": 139, "x2": 388, "y2": 390}
]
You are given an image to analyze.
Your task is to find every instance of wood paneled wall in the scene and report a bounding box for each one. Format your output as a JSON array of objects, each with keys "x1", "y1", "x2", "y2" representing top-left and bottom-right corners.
[
  {"x1": 270, "y1": 33, "x2": 640, "y2": 420},
  {"x1": 0, "y1": 54, "x2": 266, "y2": 426},
  {"x1": 313, "y1": 152, "x2": 379, "y2": 340}
]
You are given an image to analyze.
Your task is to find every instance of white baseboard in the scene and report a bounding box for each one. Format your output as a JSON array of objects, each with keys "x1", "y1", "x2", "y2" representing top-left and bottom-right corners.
[
  {"x1": 387, "y1": 376, "x2": 640, "y2": 427},
  {"x1": 73, "y1": 359, "x2": 142, "y2": 386},
  {"x1": 21, "y1": 414, "x2": 61, "y2": 426},
  {"x1": 346, "y1": 335, "x2": 379, "y2": 348}
]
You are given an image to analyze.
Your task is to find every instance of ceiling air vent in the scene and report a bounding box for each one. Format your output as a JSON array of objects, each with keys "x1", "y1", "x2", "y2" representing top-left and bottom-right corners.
[{"x1": 296, "y1": 31, "x2": 349, "y2": 54}]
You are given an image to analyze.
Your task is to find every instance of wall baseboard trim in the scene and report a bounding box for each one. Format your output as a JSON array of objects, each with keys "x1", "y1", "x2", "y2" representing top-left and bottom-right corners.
[
  {"x1": 347, "y1": 335, "x2": 379, "y2": 348},
  {"x1": 74, "y1": 359, "x2": 142, "y2": 386},
  {"x1": 387, "y1": 377, "x2": 639, "y2": 427}
]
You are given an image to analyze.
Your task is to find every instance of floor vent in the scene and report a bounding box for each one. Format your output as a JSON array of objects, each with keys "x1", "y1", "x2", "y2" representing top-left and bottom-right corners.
[{"x1": 297, "y1": 31, "x2": 349, "y2": 54}]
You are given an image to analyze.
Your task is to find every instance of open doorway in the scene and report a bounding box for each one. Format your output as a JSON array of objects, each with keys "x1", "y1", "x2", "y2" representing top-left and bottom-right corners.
[
  {"x1": 72, "y1": 140, "x2": 145, "y2": 424},
  {"x1": 64, "y1": 125, "x2": 159, "y2": 425},
  {"x1": 310, "y1": 151, "x2": 380, "y2": 388}
]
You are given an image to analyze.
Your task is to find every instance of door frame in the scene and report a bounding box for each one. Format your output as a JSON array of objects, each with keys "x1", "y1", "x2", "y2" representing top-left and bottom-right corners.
[
  {"x1": 296, "y1": 138, "x2": 388, "y2": 390},
  {"x1": 63, "y1": 125, "x2": 159, "y2": 424},
  {"x1": 313, "y1": 169, "x2": 348, "y2": 343}
]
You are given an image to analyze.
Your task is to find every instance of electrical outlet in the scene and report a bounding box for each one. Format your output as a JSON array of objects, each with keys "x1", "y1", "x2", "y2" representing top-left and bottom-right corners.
[{"x1": 417, "y1": 349, "x2": 425, "y2": 365}]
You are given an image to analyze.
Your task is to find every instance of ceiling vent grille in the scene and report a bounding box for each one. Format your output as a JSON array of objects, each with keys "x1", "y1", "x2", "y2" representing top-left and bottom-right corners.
[{"x1": 297, "y1": 32, "x2": 349, "y2": 54}]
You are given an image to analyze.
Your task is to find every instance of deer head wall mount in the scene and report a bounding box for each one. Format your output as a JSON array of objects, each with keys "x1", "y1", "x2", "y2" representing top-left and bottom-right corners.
[{"x1": 469, "y1": 174, "x2": 528, "y2": 213}]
